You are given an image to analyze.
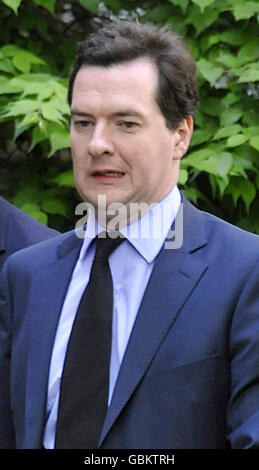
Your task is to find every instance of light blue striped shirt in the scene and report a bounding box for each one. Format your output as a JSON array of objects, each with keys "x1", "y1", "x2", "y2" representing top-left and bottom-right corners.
[{"x1": 43, "y1": 185, "x2": 181, "y2": 448}]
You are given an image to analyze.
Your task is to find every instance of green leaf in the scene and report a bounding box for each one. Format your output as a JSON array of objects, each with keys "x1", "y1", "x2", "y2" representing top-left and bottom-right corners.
[
  {"x1": 200, "y1": 32, "x2": 221, "y2": 53},
  {"x1": 2, "y1": 45, "x2": 45, "y2": 64},
  {"x1": 221, "y1": 93, "x2": 241, "y2": 106},
  {"x1": 215, "y1": 51, "x2": 240, "y2": 69},
  {"x1": 38, "y1": 87, "x2": 53, "y2": 101},
  {"x1": 142, "y1": 4, "x2": 175, "y2": 23},
  {"x1": 29, "y1": 125, "x2": 48, "y2": 151},
  {"x1": 238, "y1": 64, "x2": 259, "y2": 83},
  {"x1": 213, "y1": 124, "x2": 242, "y2": 140},
  {"x1": 178, "y1": 169, "x2": 188, "y2": 185},
  {"x1": 238, "y1": 40, "x2": 259, "y2": 65},
  {"x1": 168, "y1": 14, "x2": 187, "y2": 36},
  {"x1": 51, "y1": 170, "x2": 74, "y2": 187},
  {"x1": 1, "y1": 45, "x2": 21, "y2": 57},
  {"x1": 168, "y1": 0, "x2": 189, "y2": 13},
  {"x1": 103, "y1": 0, "x2": 122, "y2": 13},
  {"x1": 13, "y1": 187, "x2": 40, "y2": 208},
  {"x1": 190, "y1": 129, "x2": 211, "y2": 147},
  {"x1": 41, "y1": 103, "x2": 62, "y2": 122},
  {"x1": 42, "y1": 199, "x2": 69, "y2": 218},
  {"x1": 9, "y1": 73, "x2": 52, "y2": 83},
  {"x1": 197, "y1": 59, "x2": 223, "y2": 85},
  {"x1": 13, "y1": 53, "x2": 45, "y2": 74},
  {"x1": 238, "y1": 216, "x2": 259, "y2": 235},
  {"x1": 13, "y1": 118, "x2": 30, "y2": 140},
  {"x1": 47, "y1": 79, "x2": 68, "y2": 101},
  {"x1": 1, "y1": 46, "x2": 45, "y2": 76},
  {"x1": 48, "y1": 126, "x2": 70, "y2": 157},
  {"x1": 243, "y1": 109, "x2": 259, "y2": 126},
  {"x1": 220, "y1": 107, "x2": 242, "y2": 126},
  {"x1": 191, "y1": 0, "x2": 215, "y2": 13},
  {"x1": 1, "y1": 0, "x2": 22, "y2": 14},
  {"x1": 200, "y1": 97, "x2": 223, "y2": 117},
  {"x1": 227, "y1": 179, "x2": 256, "y2": 212},
  {"x1": 219, "y1": 30, "x2": 252, "y2": 47},
  {"x1": 185, "y1": 147, "x2": 233, "y2": 179},
  {"x1": 75, "y1": 0, "x2": 99, "y2": 14},
  {"x1": 243, "y1": 127, "x2": 259, "y2": 138},
  {"x1": 233, "y1": 144, "x2": 258, "y2": 165},
  {"x1": 230, "y1": 156, "x2": 255, "y2": 178},
  {"x1": 0, "y1": 58, "x2": 16, "y2": 74},
  {"x1": 226, "y1": 0, "x2": 245, "y2": 5},
  {"x1": 232, "y1": 2, "x2": 259, "y2": 21},
  {"x1": 13, "y1": 55, "x2": 30, "y2": 74},
  {"x1": 0, "y1": 76, "x2": 22, "y2": 94},
  {"x1": 20, "y1": 112, "x2": 39, "y2": 126},
  {"x1": 20, "y1": 202, "x2": 40, "y2": 213},
  {"x1": 198, "y1": 158, "x2": 218, "y2": 175},
  {"x1": 184, "y1": 148, "x2": 216, "y2": 168},
  {"x1": 185, "y1": 6, "x2": 219, "y2": 35},
  {"x1": 32, "y1": 0, "x2": 56, "y2": 14},
  {"x1": 209, "y1": 173, "x2": 218, "y2": 199},
  {"x1": 21, "y1": 202, "x2": 48, "y2": 224},
  {"x1": 1, "y1": 99, "x2": 39, "y2": 118},
  {"x1": 217, "y1": 152, "x2": 233, "y2": 179},
  {"x1": 198, "y1": 155, "x2": 220, "y2": 177},
  {"x1": 215, "y1": 176, "x2": 230, "y2": 198},
  {"x1": 181, "y1": 187, "x2": 207, "y2": 204},
  {"x1": 249, "y1": 136, "x2": 259, "y2": 152},
  {"x1": 21, "y1": 82, "x2": 49, "y2": 98},
  {"x1": 226, "y1": 134, "x2": 249, "y2": 148}
]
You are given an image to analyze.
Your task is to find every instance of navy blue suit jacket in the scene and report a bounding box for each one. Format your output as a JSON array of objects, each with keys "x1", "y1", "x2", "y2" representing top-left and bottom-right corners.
[
  {"x1": 0, "y1": 197, "x2": 58, "y2": 272},
  {"x1": 1, "y1": 197, "x2": 259, "y2": 448}
]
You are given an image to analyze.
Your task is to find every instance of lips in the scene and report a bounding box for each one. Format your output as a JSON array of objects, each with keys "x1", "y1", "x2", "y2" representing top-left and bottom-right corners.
[{"x1": 91, "y1": 170, "x2": 125, "y2": 178}]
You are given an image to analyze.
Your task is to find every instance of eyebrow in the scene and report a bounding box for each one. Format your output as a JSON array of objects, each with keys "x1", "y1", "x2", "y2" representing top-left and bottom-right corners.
[
  {"x1": 71, "y1": 110, "x2": 92, "y2": 117},
  {"x1": 71, "y1": 109, "x2": 144, "y2": 119}
]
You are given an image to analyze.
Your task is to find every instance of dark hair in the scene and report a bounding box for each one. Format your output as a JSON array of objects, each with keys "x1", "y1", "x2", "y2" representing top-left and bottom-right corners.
[{"x1": 68, "y1": 20, "x2": 199, "y2": 129}]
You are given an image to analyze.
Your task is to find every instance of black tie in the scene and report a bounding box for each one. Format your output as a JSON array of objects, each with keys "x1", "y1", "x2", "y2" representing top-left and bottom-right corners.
[{"x1": 55, "y1": 232, "x2": 125, "y2": 449}]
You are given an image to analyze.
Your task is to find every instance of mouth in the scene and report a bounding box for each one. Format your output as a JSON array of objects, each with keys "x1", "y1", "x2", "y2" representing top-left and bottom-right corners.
[{"x1": 91, "y1": 170, "x2": 125, "y2": 180}]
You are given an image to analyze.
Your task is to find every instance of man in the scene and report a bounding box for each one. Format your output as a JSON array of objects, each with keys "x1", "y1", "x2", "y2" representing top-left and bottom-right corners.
[
  {"x1": 0, "y1": 196, "x2": 58, "y2": 271},
  {"x1": 1, "y1": 20, "x2": 259, "y2": 449}
]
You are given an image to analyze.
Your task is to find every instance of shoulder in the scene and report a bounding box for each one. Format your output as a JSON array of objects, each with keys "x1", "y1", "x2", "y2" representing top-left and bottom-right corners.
[
  {"x1": 183, "y1": 197, "x2": 259, "y2": 263},
  {"x1": 0, "y1": 197, "x2": 59, "y2": 254},
  {"x1": 3, "y1": 198, "x2": 58, "y2": 236},
  {"x1": 203, "y1": 209, "x2": 259, "y2": 250},
  {"x1": 5, "y1": 229, "x2": 81, "y2": 273}
]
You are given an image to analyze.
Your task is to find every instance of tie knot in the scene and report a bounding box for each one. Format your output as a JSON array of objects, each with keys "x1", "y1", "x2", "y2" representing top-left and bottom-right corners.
[{"x1": 94, "y1": 231, "x2": 125, "y2": 260}]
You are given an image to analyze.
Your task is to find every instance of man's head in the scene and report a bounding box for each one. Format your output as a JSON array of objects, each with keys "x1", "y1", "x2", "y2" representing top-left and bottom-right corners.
[
  {"x1": 68, "y1": 20, "x2": 198, "y2": 130},
  {"x1": 69, "y1": 21, "x2": 198, "y2": 220}
]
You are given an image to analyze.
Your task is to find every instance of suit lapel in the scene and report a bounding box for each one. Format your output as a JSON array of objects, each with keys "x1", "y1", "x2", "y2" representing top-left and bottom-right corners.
[
  {"x1": 99, "y1": 197, "x2": 209, "y2": 445},
  {"x1": 25, "y1": 232, "x2": 82, "y2": 447}
]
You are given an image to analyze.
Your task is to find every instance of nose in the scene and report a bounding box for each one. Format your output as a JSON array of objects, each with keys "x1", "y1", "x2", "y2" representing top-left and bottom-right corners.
[{"x1": 88, "y1": 122, "x2": 114, "y2": 158}]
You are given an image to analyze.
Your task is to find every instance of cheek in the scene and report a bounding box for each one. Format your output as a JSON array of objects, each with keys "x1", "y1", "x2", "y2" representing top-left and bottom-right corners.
[
  {"x1": 124, "y1": 145, "x2": 162, "y2": 188},
  {"x1": 71, "y1": 139, "x2": 88, "y2": 170}
]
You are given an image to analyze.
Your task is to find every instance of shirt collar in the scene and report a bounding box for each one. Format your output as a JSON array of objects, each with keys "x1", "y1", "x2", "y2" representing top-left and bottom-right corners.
[{"x1": 77, "y1": 185, "x2": 181, "y2": 264}]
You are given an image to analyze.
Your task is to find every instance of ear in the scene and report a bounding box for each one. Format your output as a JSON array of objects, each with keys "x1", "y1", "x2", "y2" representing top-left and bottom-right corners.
[{"x1": 172, "y1": 115, "x2": 193, "y2": 160}]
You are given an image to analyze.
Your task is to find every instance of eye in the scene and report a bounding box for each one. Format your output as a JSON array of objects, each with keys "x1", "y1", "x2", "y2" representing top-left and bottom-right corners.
[
  {"x1": 76, "y1": 120, "x2": 93, "y2": 128},
  {"x1": 120, "y1": 121, "x2": 138, "y2": 130},
  {"x1": 72, "y1": 119, "x2": 94, "y2": 130}
]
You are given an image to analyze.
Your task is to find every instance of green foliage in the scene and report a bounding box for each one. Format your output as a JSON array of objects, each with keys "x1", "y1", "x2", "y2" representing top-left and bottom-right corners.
[{"x1": 0, "y1": 0, "x2": 259, "y2": 233}]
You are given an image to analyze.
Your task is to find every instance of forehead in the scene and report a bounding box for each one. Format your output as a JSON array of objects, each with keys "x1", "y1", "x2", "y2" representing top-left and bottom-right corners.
[{"x1": 71, "y1": 58, "x2": 159, "y2": 110}]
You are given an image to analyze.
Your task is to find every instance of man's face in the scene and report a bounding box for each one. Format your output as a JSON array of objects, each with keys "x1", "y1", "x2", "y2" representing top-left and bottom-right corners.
[{"x1": 70, "y1": 58, "x2": 192, "y2": 216}]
